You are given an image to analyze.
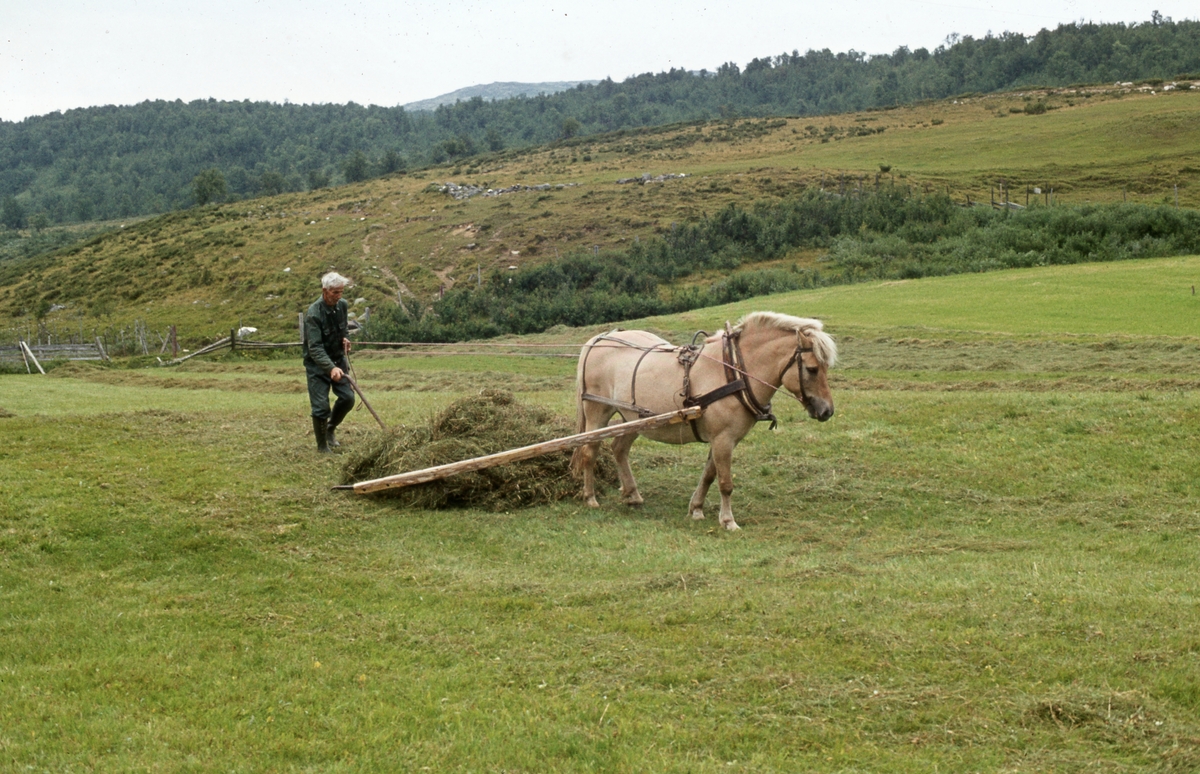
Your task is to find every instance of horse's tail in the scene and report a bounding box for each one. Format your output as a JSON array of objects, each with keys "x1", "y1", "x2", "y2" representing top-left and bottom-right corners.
[{"x1": 569, "y1": 337, "x2": 593, "y2": 475}]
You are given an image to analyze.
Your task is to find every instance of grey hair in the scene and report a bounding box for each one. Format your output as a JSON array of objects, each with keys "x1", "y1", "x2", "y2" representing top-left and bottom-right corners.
[{"x1": 321, "y1": 271, "x2": 351, "y2": 289}]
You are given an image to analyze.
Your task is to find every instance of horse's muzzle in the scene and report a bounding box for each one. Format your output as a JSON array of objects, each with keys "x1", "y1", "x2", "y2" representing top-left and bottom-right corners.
[{"x1": 807, "y1": 399, "x2": 834, "y2": 422}]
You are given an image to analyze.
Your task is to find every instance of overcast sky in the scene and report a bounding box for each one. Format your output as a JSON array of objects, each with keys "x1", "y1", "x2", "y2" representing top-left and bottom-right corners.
[{"x1": 1, "y1": 0, "x2": 1192, "y2": 122}]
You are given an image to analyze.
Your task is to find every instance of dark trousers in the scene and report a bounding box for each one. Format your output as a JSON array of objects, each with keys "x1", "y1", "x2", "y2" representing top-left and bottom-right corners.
[{"x1": 306, "y1": 360, "x2": 355, "y2": 421}]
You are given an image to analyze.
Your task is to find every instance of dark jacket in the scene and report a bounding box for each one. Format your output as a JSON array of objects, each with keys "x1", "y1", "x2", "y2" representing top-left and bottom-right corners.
[{"x1": 303, "y1": 296, "x2": 349, "y2": 374}]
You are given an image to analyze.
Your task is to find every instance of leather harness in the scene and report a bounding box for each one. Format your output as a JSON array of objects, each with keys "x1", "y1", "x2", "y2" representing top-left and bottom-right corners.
[{"x1": 580, "y1": 324, "x2": 815, "y2": 442}]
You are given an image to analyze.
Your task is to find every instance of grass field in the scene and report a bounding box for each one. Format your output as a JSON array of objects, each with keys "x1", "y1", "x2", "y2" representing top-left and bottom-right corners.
[{"x1": 2, "y1": 257, "x2": 1199, "y2": 771}]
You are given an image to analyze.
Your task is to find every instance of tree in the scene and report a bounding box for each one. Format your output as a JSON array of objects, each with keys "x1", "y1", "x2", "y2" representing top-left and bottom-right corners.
[
  {"x1": 1, "y1": 197, "x2": 27, "y2": 229},
  {"x1": 307, "y1": 168, "x2": 331, "y2": 190},
  {"x1": 343, "y1": 150, "x2": 370, "y2": 183},
  {"x1": 192, "y1": 168, "x2": 227, "y2": 205},
  {"x1": 380, "y1": 150, "x2": 404, "y2": 175},
  {"x1": 258, "y1": 170, "x2": 285, "y2": 196},
  {"x1": 561, "y1": 117, "x2": 582, "y2": 139}
]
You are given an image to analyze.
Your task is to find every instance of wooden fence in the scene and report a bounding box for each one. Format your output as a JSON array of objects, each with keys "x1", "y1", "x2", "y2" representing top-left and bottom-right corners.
[{"x1": 0, "y1": 340, "x2": 109, "y2": 372}]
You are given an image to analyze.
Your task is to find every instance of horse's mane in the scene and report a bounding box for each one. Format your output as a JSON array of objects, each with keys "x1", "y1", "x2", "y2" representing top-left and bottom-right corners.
[{"x1": 730, "y1": 311, "x2": 838, "y2": 367}]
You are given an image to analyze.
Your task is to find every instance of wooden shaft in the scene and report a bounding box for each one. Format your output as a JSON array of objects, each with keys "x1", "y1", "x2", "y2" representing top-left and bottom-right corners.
[
  {"x1": 341, "y1": 406, "x2": 702, "y2": 494},
  {"x1": 346, "y1": 376, "x2": 387, "y2": 431},
  {"x1": 20, "y1": 341, "x2": 45, "y2": 375}
]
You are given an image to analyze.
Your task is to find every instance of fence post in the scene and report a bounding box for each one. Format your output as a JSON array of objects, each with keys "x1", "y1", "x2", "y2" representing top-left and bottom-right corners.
[
  {"x1": 95, "y1": 336, "x2": 109, "y2": 362},
  {"x1": 20, "y1": 341, "x2": 45, "y2": 375},
  {"x1": 230, "y1": 329, "x2": 237, "y2": 352},
  {"x1": 169, "y1": 325, "x2": 178, "y2": 359}
]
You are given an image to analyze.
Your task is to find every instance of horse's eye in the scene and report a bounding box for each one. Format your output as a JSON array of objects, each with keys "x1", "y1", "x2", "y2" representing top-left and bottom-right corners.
[{"x1": 805, "y1": 366, "x2": 819, "y2": 376}]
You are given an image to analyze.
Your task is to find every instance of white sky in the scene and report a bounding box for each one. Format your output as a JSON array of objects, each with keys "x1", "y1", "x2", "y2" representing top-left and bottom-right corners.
[{"x1": 1, "y1": 0, "x2": 1192, "y2": 122}]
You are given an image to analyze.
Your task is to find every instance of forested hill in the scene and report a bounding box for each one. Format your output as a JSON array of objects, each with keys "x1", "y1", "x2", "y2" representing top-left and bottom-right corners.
[
  {"x1": 402, "y1": 81, "x2": 601, "y2": 112},
  {"x1": 2, "y1": 17, "x2": 1198, "y2": 228}
]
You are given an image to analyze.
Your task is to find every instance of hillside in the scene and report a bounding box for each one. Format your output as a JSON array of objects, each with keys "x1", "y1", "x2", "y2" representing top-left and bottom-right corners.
[
  {"x1": 3, "y1": 84, "x2": 1200, "y2": 347},
  {"x1": 403, "y1": 81, "x2": 600, "y2": 112},
  {"x1": 1, "y1": 17, "x2": 1198, "y2": 226}
]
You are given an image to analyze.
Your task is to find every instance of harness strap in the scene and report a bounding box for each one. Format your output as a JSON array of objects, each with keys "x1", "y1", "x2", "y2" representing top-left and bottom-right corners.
[
  {"x1": 685, "y1": 378, "x2": 749, "y2": 410},
  {"x1": 724, "y1": 326, "x2": 778, "y2": 429},
  {"x1": 581, "y1": 392, "x2": 656, "y2": 418}
]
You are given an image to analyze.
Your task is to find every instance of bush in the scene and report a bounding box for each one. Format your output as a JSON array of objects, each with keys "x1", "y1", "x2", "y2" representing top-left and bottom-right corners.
[{"x1": 371, "y1": 188, "x2": 1200, "y2": 342}]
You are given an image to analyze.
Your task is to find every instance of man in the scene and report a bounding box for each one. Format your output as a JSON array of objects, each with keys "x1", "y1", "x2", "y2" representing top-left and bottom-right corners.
[{"x1": 304, "y1": 272, "x2": 355, "y2": 452}]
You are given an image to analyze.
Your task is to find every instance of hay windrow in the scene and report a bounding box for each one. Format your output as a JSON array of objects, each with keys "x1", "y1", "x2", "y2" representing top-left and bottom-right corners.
[{"x1": 340, "y1": 389, "x2": 617, "y2": 510}]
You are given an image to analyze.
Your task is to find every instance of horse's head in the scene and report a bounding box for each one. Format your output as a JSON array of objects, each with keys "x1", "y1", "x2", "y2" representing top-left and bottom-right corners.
[{"x1": 780, "y1": 326, "x2": 836, "y2": 422}]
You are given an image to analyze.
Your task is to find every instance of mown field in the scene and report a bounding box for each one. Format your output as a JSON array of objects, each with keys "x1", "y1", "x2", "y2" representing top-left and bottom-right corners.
[{"x1": 2, "y1": 257, "x2": 1199, "y2": 771}]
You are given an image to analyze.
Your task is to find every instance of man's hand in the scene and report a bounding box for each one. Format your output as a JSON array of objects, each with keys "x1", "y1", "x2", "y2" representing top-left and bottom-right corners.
[
  {"x1": 343, "y1": 337, "x2": 352, "y2": 354},
  {"x1": 330, "y1": 366, "x2": 344, "y2": 383}
]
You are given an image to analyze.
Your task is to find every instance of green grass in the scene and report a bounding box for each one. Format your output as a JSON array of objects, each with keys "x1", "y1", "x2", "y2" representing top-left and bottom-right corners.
[
  {"x1": 664, "y1": 254, "x2": 1200, "y2": 338},
  {"x1": 2, "y1": 258, "x2": 1200, "y2": 771}
]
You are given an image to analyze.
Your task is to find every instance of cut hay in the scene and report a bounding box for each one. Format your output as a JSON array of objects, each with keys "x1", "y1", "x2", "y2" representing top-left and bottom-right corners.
[{"x1": 339, "y1": 389, "x2": 617, "y2": 510}]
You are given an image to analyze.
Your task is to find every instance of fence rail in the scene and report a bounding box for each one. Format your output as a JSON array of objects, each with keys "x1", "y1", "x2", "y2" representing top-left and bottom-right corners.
[{"x1": 0, "y1": 341, "x2": 107, "y2": 367}]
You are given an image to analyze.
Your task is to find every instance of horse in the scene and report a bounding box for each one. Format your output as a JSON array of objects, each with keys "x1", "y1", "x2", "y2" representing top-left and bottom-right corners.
[{"x1": 570, "y1": 311, "x2": 837, "y2": 530}]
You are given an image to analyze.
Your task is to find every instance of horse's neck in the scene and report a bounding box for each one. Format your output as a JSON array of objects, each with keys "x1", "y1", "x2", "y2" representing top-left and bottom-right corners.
[{"x1": 727, "y1": 328, "x2": 792, "y2": 395}]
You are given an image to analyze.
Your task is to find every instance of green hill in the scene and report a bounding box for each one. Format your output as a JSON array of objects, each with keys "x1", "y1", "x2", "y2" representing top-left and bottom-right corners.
[
  {"x1": 1, "y1": 17, "x2": 1197, "y2": 227},
  {"x1": 3, "y1": 85, "x2": 1200, "y2": 348}
]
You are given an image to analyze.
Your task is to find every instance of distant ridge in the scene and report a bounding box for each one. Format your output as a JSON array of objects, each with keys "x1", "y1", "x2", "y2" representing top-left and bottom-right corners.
[{"x1": 404, "y1": 80, "x2": 600, "y2": 111}]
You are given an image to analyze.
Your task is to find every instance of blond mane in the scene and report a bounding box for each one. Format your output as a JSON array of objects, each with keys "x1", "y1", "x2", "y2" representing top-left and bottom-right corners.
[{"x1": 730, "y1": 311, "x2": 838, "y2": 367}]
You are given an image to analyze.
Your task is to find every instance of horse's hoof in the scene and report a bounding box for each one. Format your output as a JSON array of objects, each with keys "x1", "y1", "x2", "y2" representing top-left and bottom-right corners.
[
  {"x1": 585, "y1": 497, "x2": 600, "y2": 508},
  {"x1": 624, "y1": 500, "x2": 644, "y2": 508},
  {"x1": 722, "y1": 521, "x2": 741, "y2": 531},
  {"x1": 690, "y1": 509, "x2": 705, "y2": 520}
]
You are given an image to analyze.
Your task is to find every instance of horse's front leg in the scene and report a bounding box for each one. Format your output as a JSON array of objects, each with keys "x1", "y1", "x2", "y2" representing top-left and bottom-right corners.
[
  {"x1": 611, "y1": 432, "x2": 644, "y2": 506},
  {"x1": 687, "y1": 449, "x2": 717, "y2": 520},
  {"x1": 711, "y1": 438, "x2": 739, "y2": 531}
]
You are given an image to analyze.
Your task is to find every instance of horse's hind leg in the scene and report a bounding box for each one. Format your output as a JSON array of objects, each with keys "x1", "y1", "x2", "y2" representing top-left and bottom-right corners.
[
  {"x1": 687, "y1": 448, "x2": 717, "y2": 520},
  {"x1": 610, "y1": 431, "x2": 643, "y2": 506},
  {"x1": 576, "y1": 401, "x2": 615, "y2": 508},
  {"x1": 577, "y1": 440, "x2": 601, "y2": 508}
]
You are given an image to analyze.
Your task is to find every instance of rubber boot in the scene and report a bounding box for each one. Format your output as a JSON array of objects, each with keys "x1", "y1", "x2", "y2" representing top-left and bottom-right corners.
[
  {"x1": 327, "y1": 399, "x2": 353, "y2": 448},
  {"x1": 313, "y1": 417, "x2": 331, "y2": 453}
]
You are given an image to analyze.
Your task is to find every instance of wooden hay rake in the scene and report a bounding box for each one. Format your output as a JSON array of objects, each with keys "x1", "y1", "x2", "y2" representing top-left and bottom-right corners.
[{"x1": 333, "y1": 406, "x2": 701, "y2": 494}]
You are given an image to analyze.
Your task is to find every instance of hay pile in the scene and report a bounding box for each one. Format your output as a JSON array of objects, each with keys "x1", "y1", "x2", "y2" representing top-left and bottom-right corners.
[{"x1": 340, "y1": 389, "x2": 616, "y2": 510}]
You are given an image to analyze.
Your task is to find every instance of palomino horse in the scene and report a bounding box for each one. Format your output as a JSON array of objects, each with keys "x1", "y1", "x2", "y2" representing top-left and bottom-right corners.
[{"x1": 570, "y1": 312, "x2": 837, "y2": 530}]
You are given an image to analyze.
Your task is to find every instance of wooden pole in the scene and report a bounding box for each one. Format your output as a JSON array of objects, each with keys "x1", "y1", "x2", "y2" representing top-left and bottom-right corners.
[
  {"x1": 338, "y1": 406, "x2": 703, "y2": 494},
  {"x1": 95, "y1": 336, "x2": 109, "y2": 362},
  {"x1": 19, "y1": 339, "x2": 31, "y2": 373},
  {"x1": 346, "y1": 376, "x2": 387, "y2": 431},
  {"x1": 167, "y1": 336, "x2": 231, "y2": 364},
  {"x1": 20, "y1": 341, "x2": 45, "y2": 375}
]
